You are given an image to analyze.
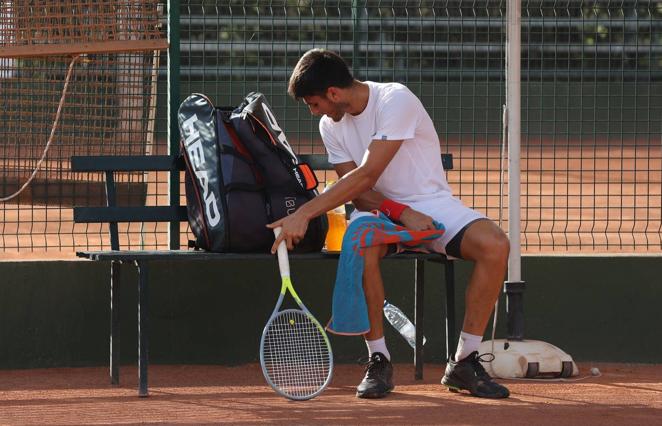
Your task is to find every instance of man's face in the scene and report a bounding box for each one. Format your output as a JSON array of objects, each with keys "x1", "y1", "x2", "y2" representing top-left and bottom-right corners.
[{"x1": 302, "y1": 92, "x2": 347, "y2": 122}]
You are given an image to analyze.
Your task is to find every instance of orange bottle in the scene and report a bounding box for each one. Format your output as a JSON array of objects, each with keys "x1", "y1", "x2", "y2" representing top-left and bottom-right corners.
[{"x1": 323, "y1": 181, "x2": 347, "y2": 252}]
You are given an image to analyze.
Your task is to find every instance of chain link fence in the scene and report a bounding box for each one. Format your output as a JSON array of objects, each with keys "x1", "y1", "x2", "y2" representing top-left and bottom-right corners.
[{"x1": 0, "y1": 0, "x2": 659, "y2": 254}]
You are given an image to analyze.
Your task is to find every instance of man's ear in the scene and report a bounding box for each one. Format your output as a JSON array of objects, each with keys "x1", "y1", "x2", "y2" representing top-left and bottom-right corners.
[{"x1": 326, "y1": 86, "x2": 341, "y2": 102}]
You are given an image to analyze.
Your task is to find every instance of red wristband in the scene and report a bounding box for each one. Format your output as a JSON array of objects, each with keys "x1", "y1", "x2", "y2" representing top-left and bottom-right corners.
[{"x1": 378, "y1": 199, "x2": 408, "y2": 221}]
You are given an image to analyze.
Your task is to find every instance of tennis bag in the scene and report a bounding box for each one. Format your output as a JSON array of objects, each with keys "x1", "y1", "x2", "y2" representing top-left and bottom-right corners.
[{"x1": 178, "y1": 92, "x2": 327, "y2": 253}]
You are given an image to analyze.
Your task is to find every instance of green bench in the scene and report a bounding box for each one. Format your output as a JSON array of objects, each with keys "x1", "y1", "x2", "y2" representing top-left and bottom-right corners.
[{"x1": 72, "y1": 153, "x2": 457, "y2": 397}]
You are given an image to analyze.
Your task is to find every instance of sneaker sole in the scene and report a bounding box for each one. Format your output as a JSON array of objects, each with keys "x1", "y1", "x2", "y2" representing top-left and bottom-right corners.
[
  {"x1": 441, "y1": 376, "x2": 461, "y2": 388},
  {"x1": 442, "y1": 377, "x2": 509, "y2": 399},
  {"x1": 356, "y1": 386, "x2": 395, "y2": 399},
  {"x1": 441, "y1": 377, "x2": 463, "y2": 393}
]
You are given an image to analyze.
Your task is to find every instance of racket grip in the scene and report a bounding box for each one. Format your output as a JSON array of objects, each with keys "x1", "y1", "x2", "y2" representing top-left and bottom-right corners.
[{"x1": 273, "y1": 227, "x2": 291, "y2": 278}]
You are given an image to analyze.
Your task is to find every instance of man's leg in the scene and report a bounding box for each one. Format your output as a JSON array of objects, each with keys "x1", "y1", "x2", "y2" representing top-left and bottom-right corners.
[
  {"x1": 363, "y1": 244, "x2": 389, "y2": 341},
  {"x1": 458, "y1": 219, "x2": 510, "y2": 337},
  {"x1": 356, "y1": 244, "x2": 394, "y2": 399},
  {"x1": 441, "y1": 219, "x2": 511, "y2": 399}
]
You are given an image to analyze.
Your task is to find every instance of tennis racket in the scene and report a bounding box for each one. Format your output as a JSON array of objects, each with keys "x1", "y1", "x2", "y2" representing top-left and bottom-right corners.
[{"x1": 259, "y1": 227, "x2": 333, "y2": 400}]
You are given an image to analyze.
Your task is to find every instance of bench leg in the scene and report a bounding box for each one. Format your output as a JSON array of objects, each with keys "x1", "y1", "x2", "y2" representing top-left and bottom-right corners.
[
  {"x1": 444, "y1": 261, "x2": 457, "y2": 361},
  {"x1": 110, "y1": 261, "x2": 120, "y2": 385},
  {"x1": 136, "y1": 260, "x2": 149, "y2": 397},
  {"x1": 414, "y1": 258, "x2": 425, "y2": 380}
]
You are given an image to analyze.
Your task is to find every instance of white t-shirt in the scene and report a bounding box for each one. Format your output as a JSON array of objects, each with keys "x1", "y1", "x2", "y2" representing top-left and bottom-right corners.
[
  {"x1": 319, "y1": 81, "x2": 453, "y2": 204},
  {"x1": 319, "y1": 81, "x2": 487, "y2": 251}
]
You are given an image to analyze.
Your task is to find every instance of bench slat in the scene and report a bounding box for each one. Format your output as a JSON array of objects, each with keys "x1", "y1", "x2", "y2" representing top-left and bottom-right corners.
[
  {"x1": 298, "y1": 153, "x2": 453, "y2": 170},
  {"x1": 72, "y1": 155, "x2": 184, "y2": 172},
  {"x1": 298, "y1": 154, "x2": 333, "y2": 170},
  {"x1": 75, "y1": 249, "x2": 445, "y2": 262},
  {"x1": 72, "y1": 153, "x2": 451, "y2": 173},
  {"x1": 441, "y1": 153, "x2": 453, "y2": 170},
  {"x1": 74, "y1": 206, "x2": 188, "y2": 223}
]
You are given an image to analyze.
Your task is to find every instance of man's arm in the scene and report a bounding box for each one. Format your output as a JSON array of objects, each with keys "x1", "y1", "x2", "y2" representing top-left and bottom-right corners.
[
  {"x1": 268, "y1": 140, "x2": 439, "y2": 252},
  {"x1": 333, "y1": 161, "x2": 385, "y2": 212},
  {"x1": 267, "y1": 139, "x2": 403, "y2": 252},
  {"x1": 334, "y1": 160, "x2": 436, "y2": 232}
]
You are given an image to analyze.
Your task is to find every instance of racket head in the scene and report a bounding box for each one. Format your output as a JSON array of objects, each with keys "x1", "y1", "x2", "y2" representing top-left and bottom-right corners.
[{"x1": 259, "y1": 308, "x2": 334, "y2": 400}]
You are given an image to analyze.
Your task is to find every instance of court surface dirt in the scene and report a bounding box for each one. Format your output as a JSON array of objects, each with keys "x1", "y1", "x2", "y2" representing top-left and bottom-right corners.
[{"x1": 0, "y1": 362, "x2": 659, "y2": 425}]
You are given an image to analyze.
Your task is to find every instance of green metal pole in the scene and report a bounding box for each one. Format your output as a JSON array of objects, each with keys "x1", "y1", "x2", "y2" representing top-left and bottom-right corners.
[
  {"x1": 351, "y1": 0, "x2": 362, "y2": 76},
  {"x1": 168, "y1": 0, "x2": 181, "y2": 249}
]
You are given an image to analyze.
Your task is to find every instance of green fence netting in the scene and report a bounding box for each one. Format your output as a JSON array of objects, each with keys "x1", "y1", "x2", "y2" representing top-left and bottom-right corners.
[{"x1": 0, "y1": 0, "x2": 659, "y2": 253}]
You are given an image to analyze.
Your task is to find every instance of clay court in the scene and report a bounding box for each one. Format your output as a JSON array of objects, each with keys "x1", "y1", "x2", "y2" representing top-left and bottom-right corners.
[
  {"x1": 1, "y1": 3, "x2": 660, "y2": 425},
  {"x1": 0, "y1": 363, "x2": 659, "y2": 425}
]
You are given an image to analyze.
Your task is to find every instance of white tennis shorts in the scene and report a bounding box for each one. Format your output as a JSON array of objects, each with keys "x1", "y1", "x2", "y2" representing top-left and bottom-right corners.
[{"x1": 349, "y1": 195, "x2": 486, "y2": 256}]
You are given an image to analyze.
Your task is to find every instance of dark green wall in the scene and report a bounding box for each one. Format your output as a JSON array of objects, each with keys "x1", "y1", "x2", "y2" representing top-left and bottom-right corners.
[{"x1": 0, "y1": 256, "x2": 659, "y2": 369}]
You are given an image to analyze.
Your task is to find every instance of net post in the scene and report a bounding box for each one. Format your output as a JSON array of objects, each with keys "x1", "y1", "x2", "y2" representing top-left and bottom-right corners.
[
  {"x1": 504, "y1": 280, "x2": 525, "y2": 340},
  {"x1": 506, "y1": 0, "x2": 523, "y2": 324}
]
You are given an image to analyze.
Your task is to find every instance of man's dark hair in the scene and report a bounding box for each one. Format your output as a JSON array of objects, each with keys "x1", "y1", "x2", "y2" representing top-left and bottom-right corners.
[{"x1": 288, "y1": 49, "x2": 354, "y2": 99}]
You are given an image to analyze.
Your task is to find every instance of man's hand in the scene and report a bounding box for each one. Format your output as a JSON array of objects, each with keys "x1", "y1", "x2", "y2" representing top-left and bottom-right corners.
[
  {"x1": 399, "y1": 207, "x2": 436, "y2": 231},
  {"x1": 267, "y1": 209, "x2": 310, "y2": 253}
]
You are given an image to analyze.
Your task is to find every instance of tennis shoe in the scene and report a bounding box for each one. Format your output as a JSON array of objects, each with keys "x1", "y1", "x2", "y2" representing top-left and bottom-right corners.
[
  {"x1": 356, "y1": 352, "x2": 394, "y2": 398},
  {"x1": 441, "y1": 351, "x2": 510, "y2": 399}
]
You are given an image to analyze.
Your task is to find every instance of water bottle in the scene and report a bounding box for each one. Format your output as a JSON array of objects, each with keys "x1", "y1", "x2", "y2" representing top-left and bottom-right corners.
[{"x1": 383, "y1": 300, "x2": 426, "y2": 349}]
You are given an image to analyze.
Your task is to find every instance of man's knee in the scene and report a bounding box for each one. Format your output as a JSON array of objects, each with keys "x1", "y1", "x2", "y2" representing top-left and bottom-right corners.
[
  {"x1": 490, "y1": 230, "x2": 510, "y2": 264},
  {"x1": 467, "y1": 225, "x2": 509, "y2": 265}
]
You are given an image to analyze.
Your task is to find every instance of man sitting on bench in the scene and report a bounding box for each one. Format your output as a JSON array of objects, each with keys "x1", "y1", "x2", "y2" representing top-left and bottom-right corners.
[{"x1": 268, "y1": 49, "x2": 511, "y2": 400}]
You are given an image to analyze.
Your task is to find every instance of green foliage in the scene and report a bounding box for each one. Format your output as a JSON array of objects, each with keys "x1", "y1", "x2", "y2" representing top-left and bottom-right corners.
[{"x1": 181, "y1": 0, "x2": 662, "y2": 81}]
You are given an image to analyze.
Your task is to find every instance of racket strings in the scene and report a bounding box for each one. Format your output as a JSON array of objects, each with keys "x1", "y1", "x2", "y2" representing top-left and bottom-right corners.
[{"x1": 262, "y1": 310, "x2": 332, "y2": 399}]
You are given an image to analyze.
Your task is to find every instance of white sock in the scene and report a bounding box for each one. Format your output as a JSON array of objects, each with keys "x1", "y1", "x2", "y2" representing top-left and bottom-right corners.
[
  {"x1": 366, "y1": 337, "x2": 391, "y2": 361},
  {"x1": 454, "y1": 331, "x2": 482, "y2": 361}
]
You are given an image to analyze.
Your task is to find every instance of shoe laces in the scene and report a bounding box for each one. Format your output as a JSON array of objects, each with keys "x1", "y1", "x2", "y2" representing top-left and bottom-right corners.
[
  {"x1": 360, "y1": 353, "x2": 388, "y2": 379},
  {"x1": 470, "y1": 352, "x2": 495, "y2": 379}
]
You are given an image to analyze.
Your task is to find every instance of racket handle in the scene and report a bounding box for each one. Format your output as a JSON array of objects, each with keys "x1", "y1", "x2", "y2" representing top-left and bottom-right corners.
[{"x1": 273, "y1": 227, "x2": 291, "y2": 278}]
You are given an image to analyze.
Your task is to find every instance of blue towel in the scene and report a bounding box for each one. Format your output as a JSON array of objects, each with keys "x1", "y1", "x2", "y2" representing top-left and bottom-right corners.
[{"x1": 326, "y1": 213, "x2": 445, "y2": 335}]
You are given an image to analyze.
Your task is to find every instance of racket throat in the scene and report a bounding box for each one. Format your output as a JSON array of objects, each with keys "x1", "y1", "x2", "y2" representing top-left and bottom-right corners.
[{"x1": 281, "y1": 277, "x2": 303, "y2": 305}]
